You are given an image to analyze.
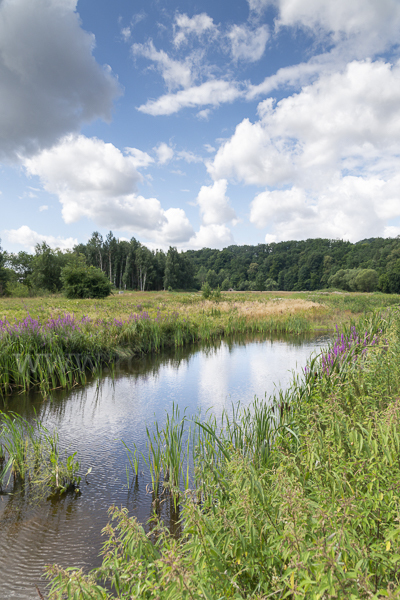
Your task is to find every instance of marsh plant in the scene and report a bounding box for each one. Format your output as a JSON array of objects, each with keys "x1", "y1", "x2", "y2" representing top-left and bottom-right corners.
[
  {"x1": 46, "y1": 310, "x2": 400, "y2": 599},
  {"x1": 0, "y1": 411, "x2": 81, "y2": 497}
]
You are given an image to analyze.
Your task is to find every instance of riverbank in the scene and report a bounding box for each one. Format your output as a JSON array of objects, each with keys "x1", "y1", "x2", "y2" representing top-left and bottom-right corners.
[
  {"x1": 47, "y1": 309, "x2": 400, "y2": 599},
  {"x1": 0, "y1": 290, "x2": 398, "y2": 398}
]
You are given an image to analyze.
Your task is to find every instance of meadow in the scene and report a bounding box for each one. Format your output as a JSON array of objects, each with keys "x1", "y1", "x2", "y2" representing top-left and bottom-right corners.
[
  {"x1": 0, "y1": 290, "x2": 399, "y2": 398},
  {"x1": 45, "y1": 308, "x2": 400, "y2": 599}
]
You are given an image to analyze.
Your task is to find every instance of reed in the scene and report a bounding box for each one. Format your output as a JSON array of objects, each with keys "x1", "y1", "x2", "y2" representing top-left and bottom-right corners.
[{"x1": 0, "y1": 411, "x2": 81, "y2": 495}]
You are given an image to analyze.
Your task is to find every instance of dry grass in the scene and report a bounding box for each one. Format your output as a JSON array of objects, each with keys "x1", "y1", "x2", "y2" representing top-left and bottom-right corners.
[{"x1": 185, "y1": 298, "x2": 325, "y2": 320}]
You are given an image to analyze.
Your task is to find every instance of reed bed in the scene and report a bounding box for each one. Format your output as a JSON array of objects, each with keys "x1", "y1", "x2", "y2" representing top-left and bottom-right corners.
[
  {"x1": 47, "y1": 309, "x2": 400, "y2": 599},
  {"x1": 0, "y1": 296, "x2": 327, "y2": 399}
]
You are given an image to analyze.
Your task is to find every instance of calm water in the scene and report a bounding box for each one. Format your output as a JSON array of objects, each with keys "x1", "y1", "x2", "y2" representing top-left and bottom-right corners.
[{"x1": 0, "y1": 333, "x2": 329, "y2": 599}]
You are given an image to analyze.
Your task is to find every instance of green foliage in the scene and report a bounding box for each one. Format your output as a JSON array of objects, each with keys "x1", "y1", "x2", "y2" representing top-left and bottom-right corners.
[
  {"x1": 201, "y1": 281, "x2": 212, "y2": 299},
  {"x1": 329, "y1": 268, "x2": 379, "y2": 292},
  {"x1": 61, "y1": 258, "x2": 112, "y2": 299},
  {"x1": 265, "y1": 277, "x2": 278, "y2": 290},
  {"x1": 30, "y1": 242, "x2": 69, "y2": 292},
  {"x1": 5, "y1": 281, "x2": 31, "y2": 298},
  {"x1": 221, "y1": 277, "x2": 231, "y2": 291}
]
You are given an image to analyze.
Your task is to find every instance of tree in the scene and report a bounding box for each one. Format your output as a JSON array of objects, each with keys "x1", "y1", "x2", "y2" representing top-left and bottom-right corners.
[
  {"x1": 265, "y1": 278, "x2": 278, "y2": 291},
  {"x1": 61, "y1": 257, "x2": 112, "y2": 299},
  {"x1": 136, "y1": 245, "x2": 154, "y2": 291},
  {"x1": 0, "y1": 239, "x2": 8, "y2": 295},
  {"x1": 206, "y1": 269, "x2": 219, "y2": 289},
  {"x1": 86, "y1": 232, "x2": 104, "y2": 271},
  {"x1": 354, "y1": 269, "x2": 379, "y2": 292},
  {"x1": 164, "y1": 247, "x2": 181, "y2": 290},
  {"x1": 31, "y1": 242, "x2": 67, "y2": 292}
]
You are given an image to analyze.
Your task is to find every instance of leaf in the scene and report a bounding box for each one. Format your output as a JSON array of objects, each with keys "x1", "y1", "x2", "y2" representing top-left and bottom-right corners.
[{"x1": 386, "y1": 541, "x2": 391, "y2": 551}]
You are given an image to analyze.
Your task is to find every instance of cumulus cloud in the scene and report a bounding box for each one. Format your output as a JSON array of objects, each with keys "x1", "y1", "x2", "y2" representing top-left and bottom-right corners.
[
  {"x1": 250, "y1": 175, "x2": 400, "y2": 243},
  {"x1": 228, "y1": 24, "x2": 269, "y2": 62},
  {"x1": 210, "y1": 58, "x2": 400, "y2": 242},
  {"x1": 23, "y1": 135, "x2": 197, "y2": 244},
  {"x1": 154, "y1": 142, "x2": 174, "y2": 164},
  {"x1": 5, "y1": 225, "x2": 77, "y2": 251},
  {"x1": 173, "y1": 13, "x2": 217, "y2": 47},
  {"x1": 138, "y1": 79, "x2": 243, "y2": 116},
  {"x1": 196, "y1": 180, "x2": 236, "y2": 225},
  {"x1": 0, "y1": 0, "x2": 120, "y2": 161},
  {"x1": 187, "y1": 224, "x2": 235, "y2": 249},
  {"x1": 24, "y1": 134, "x2": 166, "y2": 230},
  {"x1": 132, "y1": 40, "x2": 192, "y2": 90},
  {"x1": 211, "y1": 59, "x2": 400, "y2": 187},
  {"x1": 152, "y1": 208, "x2": 195, "y2": 244}
]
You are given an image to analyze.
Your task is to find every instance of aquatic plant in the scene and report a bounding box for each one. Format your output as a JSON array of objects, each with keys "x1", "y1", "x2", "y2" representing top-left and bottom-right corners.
[{"x1": 0, "y1": 411, "x2": 81, "y2": 495}]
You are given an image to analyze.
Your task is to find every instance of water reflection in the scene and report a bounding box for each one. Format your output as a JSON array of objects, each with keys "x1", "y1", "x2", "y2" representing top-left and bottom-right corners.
[{"x1": 0, "y1": 332, "x2": 330, "y2": 599}]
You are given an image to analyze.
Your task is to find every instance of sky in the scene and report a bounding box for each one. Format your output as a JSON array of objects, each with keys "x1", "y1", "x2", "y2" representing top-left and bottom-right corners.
[{"x1": 1, "y1": 0, "x2": 400, "y2": 254}]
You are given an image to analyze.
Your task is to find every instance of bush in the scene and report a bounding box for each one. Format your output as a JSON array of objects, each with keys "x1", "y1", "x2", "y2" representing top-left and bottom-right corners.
[
  {"x1": 61, "y1": 263, "x2": 112, "y2": 299},
  {"x1": 201, "y1": 281, "x2": 212, "y2": 299},
  {"x1": 5, "y1": 281, "x2": 31, "y2": 297}
]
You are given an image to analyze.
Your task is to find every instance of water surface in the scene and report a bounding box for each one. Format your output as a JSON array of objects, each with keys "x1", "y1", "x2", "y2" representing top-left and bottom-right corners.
[{"x1": 0, "y1": 332, "x2": 329, "y2": 599}]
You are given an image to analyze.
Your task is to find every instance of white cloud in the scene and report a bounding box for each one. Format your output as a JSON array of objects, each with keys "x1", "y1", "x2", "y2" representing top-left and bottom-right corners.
[
  {"x1": 121, "y1": 27, "x2": 131, "y2": 41},
  {"x1": 23, "y1": 135, "x2": 197, "y2": 245},
  {"x1": 39, "y1": 205, "x2": 49, "y2": 211},
  {"x1": 211, "y1": 59, "x2": 400, "y2": 187},
  {"x1": 173, "y1": 13, "x2": 217, "y2": 47},
  {"x1": 250, "y1": 175, "x2": 400, "y2": 243},
  {"x1": 196, "y1": 180, "x2": 236, "y2": 226},
  {"x1": 210, "y1": 58, "x2": 400, "y2": 242},
  {"x1": 228, "y1": 24, "x2": 269, "y2": 62},
  {"x1": 0, "y1": 0, "x2": 120, "y2": 161},
  {"x1": 187, "y1": 224, "x2": 235, "y2": 249},
  {"x1": 154, "y1": 142, "x2": 174, "y2": 164},
  {"x1": 204, "y1": 144, "x2": 216, "y2": 153},
  {"x1": 153, "y1": 208, "x2": 194, "y2": 244},
  {"x1": 5, "y1": 225, "x2": 77, "y2": 251},
  {"x1": 132, "y1": 40, "x2": 192, "y2": 90},
  {"x1": 247, "y1": 0, "x2": 270, "y2": 13},
  {"x1": 138, "y1": 79, "x2": 243, "y2": 116},
  {"x1": 197, "y1": 109, "x2": 211, "y2": 120},
  {"x1": 24, "y1": 135, "x2": 166, "y2": 231},
  {"x1": 274, "y1": 0, "x2": 400, "y2": 51},
  {"x1": 124, "y1": 147, "x2": 154, "y2": 168},
  {"x1": 176, "y1": 150, "x2": 203, "y2": 163}
]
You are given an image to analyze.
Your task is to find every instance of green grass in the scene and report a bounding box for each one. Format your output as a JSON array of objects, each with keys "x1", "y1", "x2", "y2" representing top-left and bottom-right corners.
[{"x1": 46, "y1": 309, "x2": 400, "y2": 599}]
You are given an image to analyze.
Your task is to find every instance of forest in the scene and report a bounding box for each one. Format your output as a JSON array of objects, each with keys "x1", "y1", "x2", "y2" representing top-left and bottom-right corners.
[{"x1": 2, "y1": 231, "x2": 400, "y2": 296}]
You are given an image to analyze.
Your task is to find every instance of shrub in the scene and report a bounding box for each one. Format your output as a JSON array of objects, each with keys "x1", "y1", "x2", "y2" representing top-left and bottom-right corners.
[
  {"x1": 61, "y1": 263, "x2": 112, "y2": 299},
  {"x1": 201, "y1": 281, "x2": 211, "y2": 299}
]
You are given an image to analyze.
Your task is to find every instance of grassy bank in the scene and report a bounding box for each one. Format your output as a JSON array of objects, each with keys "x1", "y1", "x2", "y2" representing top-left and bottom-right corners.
[
  {"x1": 0, "y1": 290, "x2": 398, "y2": 398},
  {"x1": 47, "y1": 309, "x2": 400, "y2": 599}
]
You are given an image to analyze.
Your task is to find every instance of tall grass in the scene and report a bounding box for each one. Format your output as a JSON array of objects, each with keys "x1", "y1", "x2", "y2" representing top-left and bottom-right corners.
[
  {"x1": 0, "y1": 411, "x2": 81, "y2": 496},
  {"x1": 0, "y1": 303, "x2": 320, "y2": 400},
  {"x1": 46, "y1": 309, "x2": 400, "y2": 599}
]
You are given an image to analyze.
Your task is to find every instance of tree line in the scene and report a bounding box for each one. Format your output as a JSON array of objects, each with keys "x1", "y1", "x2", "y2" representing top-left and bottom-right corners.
[{"x1": 2, "y1": 232, "x2": 400, "y2": 296}]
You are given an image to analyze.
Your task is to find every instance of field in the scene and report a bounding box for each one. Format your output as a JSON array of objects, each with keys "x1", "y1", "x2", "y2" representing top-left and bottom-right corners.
[{"x1": 1, "y1": 290, "x2": 399, "y2": 398}]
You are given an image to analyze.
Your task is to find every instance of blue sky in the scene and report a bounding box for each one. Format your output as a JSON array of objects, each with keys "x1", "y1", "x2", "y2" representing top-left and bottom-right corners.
[{"x1": 1, "y1": 0, "x2": 400, "y2": 253}]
